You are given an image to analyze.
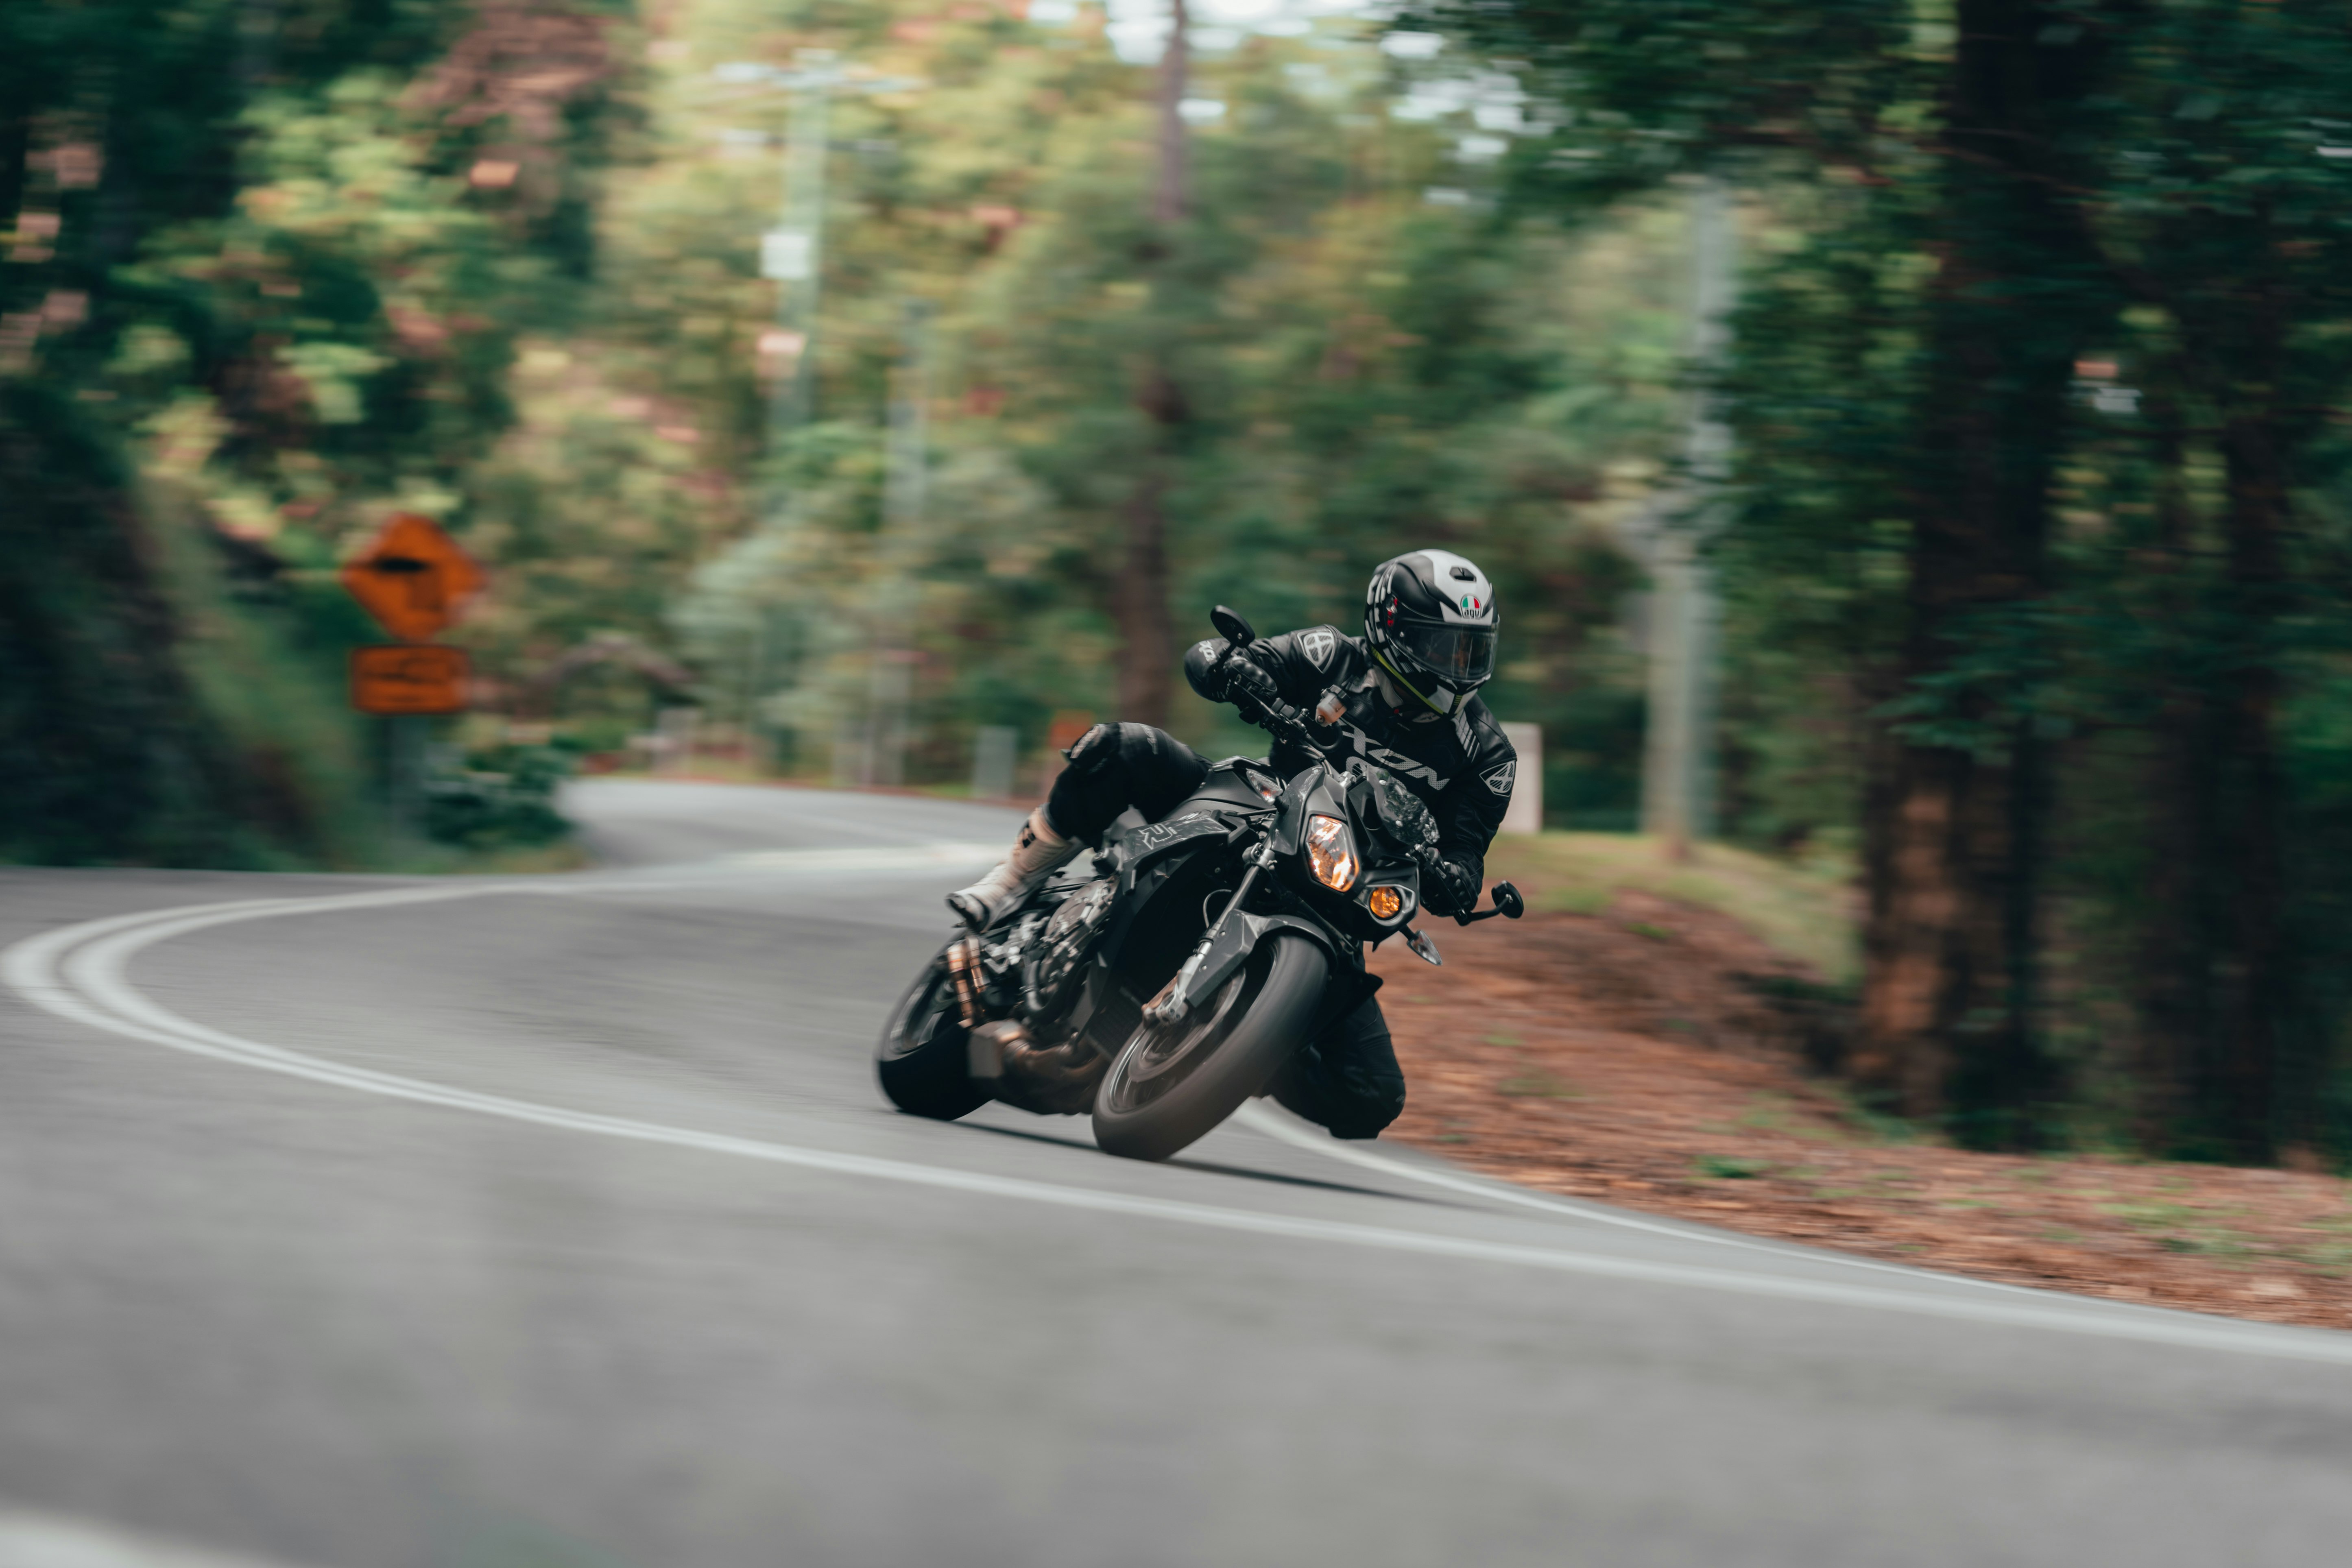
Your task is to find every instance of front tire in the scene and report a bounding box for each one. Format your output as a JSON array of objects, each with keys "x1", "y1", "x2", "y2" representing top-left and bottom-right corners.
[
  {"x1": 1092, "y1": 933, "x2": 1325, "y2": 1162},
  {"x1": 875, "y1": 949, "x2": 990, "y2": 1121}
]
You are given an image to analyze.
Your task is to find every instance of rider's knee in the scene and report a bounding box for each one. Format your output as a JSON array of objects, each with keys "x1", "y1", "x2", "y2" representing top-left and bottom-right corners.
[
  {"x1": 1064, "y1": 721, "x2": 1150, "y2": 775},
  {"x1": 1324, "y1": 1076, "x2": 1405, "y2": 1140},
  {"x1": 1064, "y1": 721, "x2": 1183, "y2": 788}
]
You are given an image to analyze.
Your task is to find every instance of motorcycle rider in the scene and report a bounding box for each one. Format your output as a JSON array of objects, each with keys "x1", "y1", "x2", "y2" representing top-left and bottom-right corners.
[{"x1": 947, "y1": 549, "x2": 1518, "y2": 1140}]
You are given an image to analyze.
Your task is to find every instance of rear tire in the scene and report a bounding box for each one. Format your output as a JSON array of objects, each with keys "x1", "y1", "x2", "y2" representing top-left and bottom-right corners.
[
  {"x1": 1092, "y1": 933, "x2": 1324, "y2": 1162},
  {"x1": 875, "y1": 950, "x2": 990, "y2": 1121}
]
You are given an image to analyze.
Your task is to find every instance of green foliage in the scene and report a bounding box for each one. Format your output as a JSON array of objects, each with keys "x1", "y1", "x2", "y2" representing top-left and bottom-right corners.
[
  {"x1": 2, "y1": 0, "x2": 637, "y2": 865},
  {"x1": 424, "y1": 741, "x2": 576, "y2": 849},
  {"x1": 660, "y1": 3, "x2": 1687, "y2": 803},
  {"x1": 1423, "y1": 0, "x2": 2352, "y2": 1160}
]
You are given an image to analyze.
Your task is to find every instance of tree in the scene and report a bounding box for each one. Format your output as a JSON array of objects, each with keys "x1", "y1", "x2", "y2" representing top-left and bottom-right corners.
[
  {"x1": 2075, "y1": 2, "x2": 2352, "y2": 1160},
  {"x1": 1, "y1": 0, "x2": 638, "y2": 863},
  {"x1": 1424, "y1": 0, "x2": 2352, "y2": 1158},
  {"x1": 1116, "y1": 0, "x2": 1191, "y2": 726}
]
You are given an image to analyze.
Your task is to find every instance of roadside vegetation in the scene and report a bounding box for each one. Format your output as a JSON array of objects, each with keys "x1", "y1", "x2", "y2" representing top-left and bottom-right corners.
[{"x1": 1487, "y1": 831, "x2": 1859, "y2": 987}]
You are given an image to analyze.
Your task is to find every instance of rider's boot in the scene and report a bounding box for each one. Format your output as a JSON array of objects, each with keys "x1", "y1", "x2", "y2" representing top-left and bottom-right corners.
[{"x1": 947, "y1": 807, "x2": 1078, "y2": 931}]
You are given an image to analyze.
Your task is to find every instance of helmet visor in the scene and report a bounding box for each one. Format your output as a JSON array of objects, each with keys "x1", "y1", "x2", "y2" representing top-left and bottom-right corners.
[{"x1": 1396, "y1": 621, "x2": 1497, "y2": 685}]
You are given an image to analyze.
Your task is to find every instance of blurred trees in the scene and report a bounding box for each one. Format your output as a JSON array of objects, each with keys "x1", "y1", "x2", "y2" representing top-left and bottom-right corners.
[
  {"x1": 1420, "y1": 0, "x2": 2352, "y2": 1158},
  {"x1": 5, "y1": 0, "x2": 1682, "y2": 862},
  {"x1": 2, "y1": 0, "x2": 639, "y2": 863},
  {"x1": 662, "y1": 0, "x2": 1684, "y2": 798}
]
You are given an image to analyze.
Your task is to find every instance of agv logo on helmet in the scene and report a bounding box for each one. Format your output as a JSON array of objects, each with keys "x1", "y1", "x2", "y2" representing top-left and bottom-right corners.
[{"x1": 1362, "y1": 548, "x2": 1499, "y2": 718}]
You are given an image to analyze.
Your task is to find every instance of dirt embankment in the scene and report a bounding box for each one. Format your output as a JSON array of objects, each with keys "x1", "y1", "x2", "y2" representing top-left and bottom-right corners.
[{"x1": 1374, "y1": 891, "x2": 2352, "y2": 1331}]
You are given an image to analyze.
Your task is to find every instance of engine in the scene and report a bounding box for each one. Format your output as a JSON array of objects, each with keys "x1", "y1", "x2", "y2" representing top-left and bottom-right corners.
[{"x1": 1024, "y1": 875, "x2": 1116, "y2": 1025}]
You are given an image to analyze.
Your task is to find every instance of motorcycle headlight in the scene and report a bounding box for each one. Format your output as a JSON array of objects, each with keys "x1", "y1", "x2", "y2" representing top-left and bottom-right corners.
[
  {"x1": 1366, "y1": 885, "x2": 1404, "y2": 920},
  {"x1": 1305, "y1": 814, "x2": 1358, "y2": 892}
]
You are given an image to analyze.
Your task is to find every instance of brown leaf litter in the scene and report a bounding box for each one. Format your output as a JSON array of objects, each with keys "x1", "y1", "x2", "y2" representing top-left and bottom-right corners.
[{"x1": 1374, "y1": 890, "x2": 2352, "y2": 1331}]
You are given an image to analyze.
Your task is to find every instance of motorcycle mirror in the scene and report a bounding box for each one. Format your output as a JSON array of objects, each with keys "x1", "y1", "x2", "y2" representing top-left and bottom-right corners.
[
  {"x1": 1492, "y1": 881, "x2": 1525, "y2": 920},
  {"x1": 1210, "y1": 604, "x2": 1256, "y2": 648},
  {"x1": 1404, "y1": 926, "x2": 1443, "y2": 966}
]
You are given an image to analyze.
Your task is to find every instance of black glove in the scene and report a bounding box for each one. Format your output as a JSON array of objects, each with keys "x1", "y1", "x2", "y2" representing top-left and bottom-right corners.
[
  {"x1": 1212, "y1": 653, "x2": 1280, "y2": 713},
  {"x1": 1414, "y1": 844, "x2": 1481, "y2": 918}
]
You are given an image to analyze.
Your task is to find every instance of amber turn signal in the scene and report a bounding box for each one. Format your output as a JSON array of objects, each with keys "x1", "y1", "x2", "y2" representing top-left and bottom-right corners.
[{"x1": 1366, "y1": 885, "x2": 1403, "y2": 920}]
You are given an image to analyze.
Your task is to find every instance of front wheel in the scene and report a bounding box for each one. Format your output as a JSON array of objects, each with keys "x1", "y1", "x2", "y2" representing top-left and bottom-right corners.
[
  {"x1": 875, "y1": 949, "x2": 990, "y2": 1121},
  {"x1": 1092, "y1": 933, "x2": 1325, "y2": 1162}
]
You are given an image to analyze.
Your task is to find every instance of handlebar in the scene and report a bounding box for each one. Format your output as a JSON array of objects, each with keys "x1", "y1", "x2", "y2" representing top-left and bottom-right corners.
[
  {"x1": 1206, "y1": 606, "x2": 1344, "y2": 763},
  {"x1": 1454, "y1": 881, "x2": 1526, "y2": 925},
  {"x1": 1217, "y1": 657, "x2": 1342, "y2": 765}
]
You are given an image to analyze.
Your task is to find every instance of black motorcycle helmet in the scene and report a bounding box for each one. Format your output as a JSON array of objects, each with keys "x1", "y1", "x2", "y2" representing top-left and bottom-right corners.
[{"x1": 1362, "y1": 549, "x2": 1500, "y2": 717}]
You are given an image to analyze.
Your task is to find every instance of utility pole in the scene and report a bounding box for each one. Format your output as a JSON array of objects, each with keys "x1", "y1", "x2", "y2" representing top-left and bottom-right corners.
[
  {"x1": 712, "y1": 55, "x2": 920, "y2": 778},
  {"x1": 863, "y1": 298, "x2": 932, "y2": 788},
  {"x1": 769, "y1": 64, "x2": 831, "y2": 444},
  {"x1": 715, "y1": 54, "x2": 921, "y2": 476},
  {"x1": 1639, "y1": 178, "x2": 1736, "y2": 861}
]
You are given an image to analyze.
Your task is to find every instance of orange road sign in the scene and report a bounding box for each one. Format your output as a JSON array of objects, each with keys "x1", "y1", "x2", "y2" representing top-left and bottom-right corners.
[
  {"x1": 341, "y1": 512, "x2": 485, "y2": 642},
  {"x1": 351, "y1": 645, "x2": 470, "y2": 715}
]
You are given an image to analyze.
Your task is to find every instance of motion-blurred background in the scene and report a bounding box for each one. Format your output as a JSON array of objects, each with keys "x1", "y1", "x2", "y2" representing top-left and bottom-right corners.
[{"x1": 9, "y1": 0, "x2": 2352, "y2": 1170}]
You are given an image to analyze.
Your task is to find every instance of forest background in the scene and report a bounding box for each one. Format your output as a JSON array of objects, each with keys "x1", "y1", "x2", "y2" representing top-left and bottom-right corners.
[{"x1": 9, "y1": 0, "x2": 2352, "y2": 1171}]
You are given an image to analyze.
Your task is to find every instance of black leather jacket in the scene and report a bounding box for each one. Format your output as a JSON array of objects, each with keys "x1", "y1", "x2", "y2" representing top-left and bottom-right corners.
[{"x1": 1183, "y1": 626, "x2": 1519, "y2": 917}]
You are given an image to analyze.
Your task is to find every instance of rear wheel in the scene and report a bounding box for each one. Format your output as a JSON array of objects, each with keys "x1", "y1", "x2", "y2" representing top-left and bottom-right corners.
[
  {"x1": 1092, "y1": 933, "x2": 1324, "y2": 1162},
  {"x1": 875, "y1": 950, "x2": 990, "y2": 1121}
]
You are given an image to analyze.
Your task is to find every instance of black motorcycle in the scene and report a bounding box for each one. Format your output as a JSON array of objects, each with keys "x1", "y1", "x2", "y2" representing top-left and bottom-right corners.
[{"x1": 875, "y1": 605, "x2": 1523, "y2": 1161}]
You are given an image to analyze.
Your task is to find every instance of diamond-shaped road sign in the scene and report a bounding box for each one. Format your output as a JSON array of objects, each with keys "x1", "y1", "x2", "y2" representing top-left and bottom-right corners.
[{"x1": 340, "y1": 513, "x2": 485, "y2": 643}]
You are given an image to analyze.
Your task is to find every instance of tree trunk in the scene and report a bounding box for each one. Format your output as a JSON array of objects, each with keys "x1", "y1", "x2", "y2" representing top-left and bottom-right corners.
[
  {"x1": 2209, "y1": 405, "x2": 2289, "y2": 1162},
  {"x1": 1853, "y1": 0, "x2": 2101, "y2": 1141},
  {"x1": 1115, "y1": 439, "x2": 1176, "y2": 725},
  {"x1": 2132, "y1": 252, "x2": 2295, "y2": 1163},
  {"x1": 2132, "y1": 382, "x2": 2221, "y2": 1154},
  {"x1": 1115, "y1": 0, "x2": 1189, "y2": 726},
  {"x1": 1151, "y1": 0, "x2": 1188, "y2": 229}
]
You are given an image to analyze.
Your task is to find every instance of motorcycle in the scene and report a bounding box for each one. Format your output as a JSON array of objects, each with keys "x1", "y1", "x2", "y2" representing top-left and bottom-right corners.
[{"x1": 875, "y1": 604, "x2": 1524, "y2": 1161}]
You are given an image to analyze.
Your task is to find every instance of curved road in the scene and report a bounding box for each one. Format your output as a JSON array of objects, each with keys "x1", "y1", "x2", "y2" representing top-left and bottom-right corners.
[{"x1": 2, "y1": 780, "x2": 2350, "y2": 1568}]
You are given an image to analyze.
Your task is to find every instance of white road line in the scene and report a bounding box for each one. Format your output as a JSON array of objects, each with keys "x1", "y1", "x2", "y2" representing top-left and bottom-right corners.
[
  {"x1": 8, "y1": 888, "x2": 2352, "y2": 1367},
  {"x1": 0, "y1": 1506, "x2": 312, "y2": 1568},
  {"x1": 724, "y1": 842, "x2": 1001, "y2": 871}
]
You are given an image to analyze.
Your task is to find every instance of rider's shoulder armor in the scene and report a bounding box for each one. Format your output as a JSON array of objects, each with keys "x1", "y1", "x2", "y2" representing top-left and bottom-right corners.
[
  {"x1": 1239, "y1": 624, "x2": 1360, "y2": 691},
  {"x1": 1453, "y1": 697, "x2": 1518, "y2": 800}
]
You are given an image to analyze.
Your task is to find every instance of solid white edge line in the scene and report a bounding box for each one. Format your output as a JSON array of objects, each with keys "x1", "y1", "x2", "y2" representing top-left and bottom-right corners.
[
  {"x1": 0, "y1": 1505, "x2": 312, "y2": 1568},
  {"x1": 9, "y1": 889, "x2": 2352, "y2": 1367}
]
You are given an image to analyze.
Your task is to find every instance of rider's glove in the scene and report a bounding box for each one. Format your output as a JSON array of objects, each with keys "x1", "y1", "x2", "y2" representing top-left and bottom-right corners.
[
  {"x1": 1414, "y1": 844, "x2": 1481, "y2": 918},
  {"x1": 1215, "y1": 655, "x2": 1281, "y2": 714}
]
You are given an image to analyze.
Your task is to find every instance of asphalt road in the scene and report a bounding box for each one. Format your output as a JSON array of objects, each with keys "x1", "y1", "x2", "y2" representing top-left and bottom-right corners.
[{"x1": 4, "y1": 779, "x2": 2352, "y2": 1568}]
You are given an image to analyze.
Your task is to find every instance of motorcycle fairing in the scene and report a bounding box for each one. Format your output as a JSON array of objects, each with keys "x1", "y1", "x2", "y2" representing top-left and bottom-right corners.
[
  {"x1": 1113, "y1": 811, "x2": 1230, "y2": 873},
  {"x1": 1106, "y1": 759, "x2": 1278, "y2": 872}
]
